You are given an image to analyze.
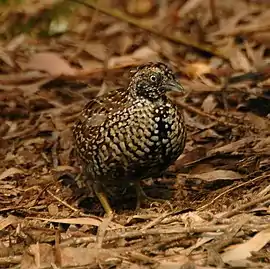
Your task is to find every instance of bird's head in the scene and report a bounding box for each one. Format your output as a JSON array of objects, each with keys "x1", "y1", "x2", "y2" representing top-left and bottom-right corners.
[{"x1": 129, "y1": 62, "x2": 184, "y2": 101}]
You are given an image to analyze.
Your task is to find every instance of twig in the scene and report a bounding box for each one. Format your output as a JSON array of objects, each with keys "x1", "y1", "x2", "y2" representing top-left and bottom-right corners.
[
  {"x1": 220, "y1": 192, "x2": 270, "y2": 219},
  {"x1": 178, "y1": 0, "x2": 204, "y2": 17},
  {"x1": 60, "y1": 235, "x2": 96, "y2": 247},
  {"x1": 47, "y1": 190, "x2": 79, "y2": 213},
  {"x1": 51, "y1": 264, "x2": 60, "y2": 269},
  {"x1": 0, "y1": 205, "x2": 48, "y2": 213},
  {"x1": 227, "y1": 65, "x2": 270, "y2": 84},
  {"x1": 257, "y1": 184, "x2": 270, "y2": 196},
  {"x1": 207, "y1": 215, "x2": 250, "y2": 252},
  {"x1": 51, "y1": 132, "x2": 59, "y2": 168},
  {"x1": 148, "y1": 234, "x2": 186, "y2": 251},
  {"x1": 0, "y1": 71, "x2": 48, "y2": 85},
  {"x1": 126, "y1": 214, "x2": 160, "y2": 224},
  {"x1": 129, "y1": 252, "x2": 156, "y2": 264},
  {"x1": 209, "y1": 0, "x2": 217, "y2": 23},
  {"x1": 68, "y1": 1, "x2": 101, "y2": 61},
  {"x1": 0, "y1": 256, "x2": 21, "y2": 265},
  {"x1": 96, "y1": 214, "x2": 114, "y2": 248},
  {"x1": 141, "y1": 211, "x2": 173, "y2": 231},
  {"x1": 176, "y1": 99, "x2": 240, "y2": 128},
  {"x1": 104, "y1": 223, "x2": 269, "y2": 243},
  {"x1": 59, "y1": 223, "x2": 268, "y2": 247},
  {"x1": 3, "y1": 115, "x2": 43, "y2": 140},
  {"x1": 54, "y1": 231, "x2": 62, "y2": 267},
  {"x1": 70, "y1": 0, "x2": 229, "y2": 60},
  {"x1": 198, "y1": 174, "x2": 268, "y2": 211},
  {"x1": 104, "y1": 225, "x2": 230, "y2": 242}
]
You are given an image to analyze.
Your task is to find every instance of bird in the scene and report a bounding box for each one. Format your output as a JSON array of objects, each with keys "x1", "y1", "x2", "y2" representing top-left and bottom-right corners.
[{"x1": 73, "y1": 62, "x2": 186, "y2": 215}]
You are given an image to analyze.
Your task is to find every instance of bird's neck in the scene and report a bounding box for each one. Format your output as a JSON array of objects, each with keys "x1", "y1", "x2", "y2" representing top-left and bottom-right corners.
[{"x1": 131, "y1": 94, "x2": 168, "y2": 104}]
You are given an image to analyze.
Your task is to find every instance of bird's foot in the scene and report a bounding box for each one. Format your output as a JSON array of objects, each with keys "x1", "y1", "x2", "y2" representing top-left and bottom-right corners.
[
  {"x1": 135, "y1": 182, "x2": 172, "y2": 211},
  {"x1": 93, "y1": 182, "x2": 113, "y2": 216}
]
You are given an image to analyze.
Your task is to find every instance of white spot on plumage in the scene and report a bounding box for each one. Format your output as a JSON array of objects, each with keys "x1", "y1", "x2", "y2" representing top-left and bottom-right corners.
[
  {"x1": 162, "y1": 138, "x2": 169, "y2": 144},
  {"x1": 151, "y1": 136, "x2": 159, "y2": 141}
]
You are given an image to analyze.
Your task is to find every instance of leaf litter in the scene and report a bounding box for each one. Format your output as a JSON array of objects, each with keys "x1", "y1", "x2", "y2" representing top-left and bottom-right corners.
[{"x1": 0, "y1": 0, "x2": 270, "y2": 268}]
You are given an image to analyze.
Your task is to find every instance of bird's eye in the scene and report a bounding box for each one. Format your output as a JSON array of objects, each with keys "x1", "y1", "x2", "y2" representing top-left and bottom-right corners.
[{"x1": 150, "y1": 75, "x2": 157, "y2": 82}]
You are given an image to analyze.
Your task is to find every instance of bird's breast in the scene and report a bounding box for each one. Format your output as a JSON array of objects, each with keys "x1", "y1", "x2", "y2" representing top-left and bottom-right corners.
[
  {"x1": 102, "y1": 101, "x2": 184, "y2": 163},
  {"x1": 85, "y1": 100, "x2": 186, "y2": 182}
]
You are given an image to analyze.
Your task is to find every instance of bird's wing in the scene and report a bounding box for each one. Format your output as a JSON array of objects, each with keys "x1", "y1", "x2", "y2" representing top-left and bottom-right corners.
[
  {"x1": 78, "y1": 88, "x2": 128, "y2": 125},
  {"x1": 73, "y1": 88, "x2": 129, "y2": 150}
]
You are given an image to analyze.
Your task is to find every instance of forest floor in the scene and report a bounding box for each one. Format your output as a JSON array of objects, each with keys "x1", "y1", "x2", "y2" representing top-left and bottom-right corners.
[{"x1": 0, "y1": 0, "x2": 269, "y2": 268}]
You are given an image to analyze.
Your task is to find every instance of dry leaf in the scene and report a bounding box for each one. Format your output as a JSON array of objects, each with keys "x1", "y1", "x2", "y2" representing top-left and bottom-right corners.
[
  {"x1": 156, "y1": 259, "x2": 193, "y2": 269},
  {"x1": 182, "y1": 236, "x2": 215, "y2": 256},
  {"x1": 193, "y1": 170, "x2": 242, "y2": 181},
  {"x1": 24, "y1": 52, "x2": 77, "y2": 76},
  {"x1": 230, "y1": 48, "x2": 251, "y2": 72},
  {"x1": 126, "y1": 0, "x2": 154, "y2": 16},
  {"x1": 253, "y1": 136, "x2": 270, "y2": 153},
  {"x1": 108, "y1": 46, "x2": 158, "y2": 68},
  {"x1": 17, "y1": 0, "x2": 61, "y2": 16},
  {"x1": 244, "y1": 113, "x2": 270, "y2": 131},
  {"x1": 201, "y1": 95, "x2": 218, "y2": 113},
  {"x1": 53, "y1": 165, "x2": 77, "y2": 173},
  {"x1": 252, "y1": 32, "x2": 270, "y2": 47},
  {"x1": 84, "y1": 42, "x2": 108, "y2": 61},
  {"x1": 0, "y1": 215, "x2": 19, "y2": 231},
  {"x1": 62, "y1": 247, "x2": 120, "y2": 268},
  {"x1": 221, "y1": 228, "x2": 270, "y2": 262},
  {"x1": 184, "y1": 62, "x2": 212, "y2": 78},
  {"x1": 77, "y1": 59, "x2": 103, "y2": 71},
  {"x1": 6, "y1": 34, "x2": 27, "y2": 51},
  {"x1": 0, "y1": 49, "x2": 15, "y2": 67},
  {"x1": 103, "y1": 22, "x2": 128, "y2": 36},
  {"x1": 0, "y1": 167, "x2": 25, "y2": 180},
  {"x1": 21, "y1": 243, "x2": 55, "y2": 269},
  {"x1": 207, "y1": 137, "x2": 256, "y2": 155},
  {"x1": 181, "y1": 212, "x2": 205, "y2": 226},
  {"x1": 29, "y1": 217, "x2": 123, "y2": 229},
  {"x1": 117, "y1": 34, "x2": 133, "y2": 55},
  {"x1": 193, "y1": 129, "x2": 223, "y2": 141},
  {"x1": 47, "y1": 204, "x2": 59, "y2": 216},
  {"x1": 21, "y1": 243, "x2": 119, "y2": 269},
  {"x1": 178, "y1": 0, "x2": 204, "y2": 17}
]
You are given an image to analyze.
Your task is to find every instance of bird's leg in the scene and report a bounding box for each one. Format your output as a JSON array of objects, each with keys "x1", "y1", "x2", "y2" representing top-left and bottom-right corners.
[
  {"x1": 135, "y1": 181, "x2": 168, "y2": 210},
  {"x1": 92, "y1": 181, "x2": 113, "y2": 216}
]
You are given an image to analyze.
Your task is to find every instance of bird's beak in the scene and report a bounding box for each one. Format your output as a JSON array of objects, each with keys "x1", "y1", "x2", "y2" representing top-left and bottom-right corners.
[{"x1": 164, "y1": 80, "x2": 185, "y2": 93}]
